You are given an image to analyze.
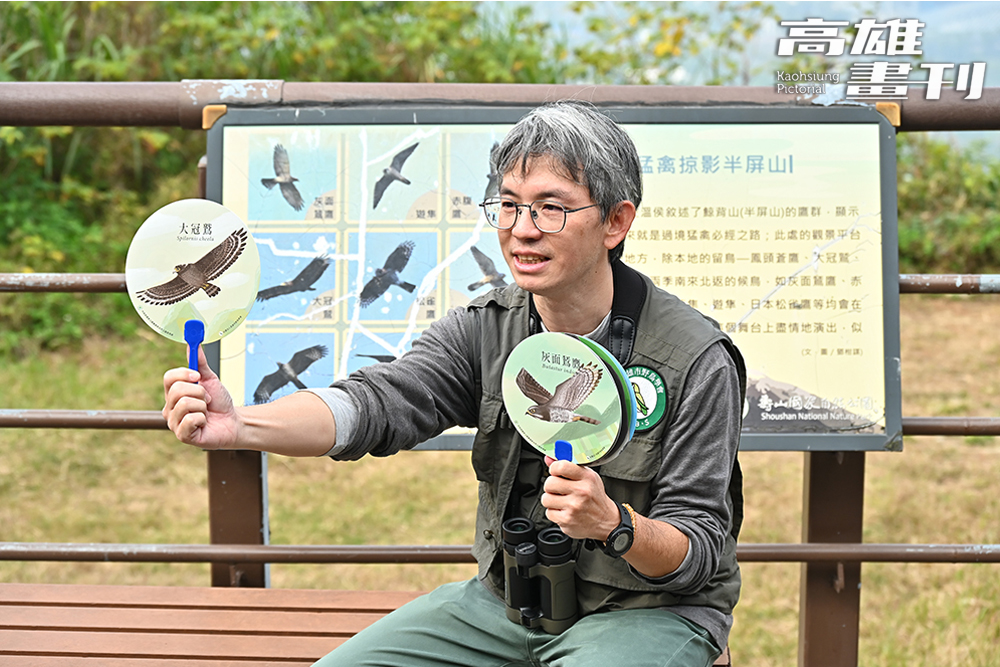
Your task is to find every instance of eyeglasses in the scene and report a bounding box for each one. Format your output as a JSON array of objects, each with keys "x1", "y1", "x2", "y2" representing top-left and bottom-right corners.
[{"x1": 478, "y1": 197, "x2": 599, "y2": 234}]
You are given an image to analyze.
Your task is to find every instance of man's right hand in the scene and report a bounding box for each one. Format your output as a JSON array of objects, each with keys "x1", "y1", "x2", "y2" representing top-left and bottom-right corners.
[{"x1": 162, "y1": 345, "x2": 241, "y2": 450}]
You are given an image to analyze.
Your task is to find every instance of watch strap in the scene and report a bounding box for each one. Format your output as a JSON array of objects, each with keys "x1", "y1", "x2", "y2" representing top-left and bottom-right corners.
[
  {"x1": 602, "y1": 502, "x2": 635, "y2": 558},
  {"x1": 621, "y1": 502, "x2": 636, "y2": 530}
]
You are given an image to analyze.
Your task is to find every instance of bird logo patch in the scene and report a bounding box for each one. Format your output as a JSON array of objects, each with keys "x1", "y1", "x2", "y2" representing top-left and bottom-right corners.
[{"x1": 626, "y1": 366, "x2": 667, "y2": 432}]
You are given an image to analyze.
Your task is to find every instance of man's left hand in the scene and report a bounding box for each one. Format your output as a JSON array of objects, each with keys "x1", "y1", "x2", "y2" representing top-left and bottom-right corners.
[{"x1": 541, "y1": 457, "x2": 619, "y2": 541}]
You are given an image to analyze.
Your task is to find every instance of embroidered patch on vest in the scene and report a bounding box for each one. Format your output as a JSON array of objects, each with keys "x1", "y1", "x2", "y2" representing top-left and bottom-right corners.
[{"x1": 626, "y1": 366, "x2": 667, "y2": 431}]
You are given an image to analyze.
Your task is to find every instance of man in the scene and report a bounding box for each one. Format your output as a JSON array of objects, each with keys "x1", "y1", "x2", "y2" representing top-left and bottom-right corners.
[{"x1": 163, "y1": 100, "x2": 745, "y2": 667}]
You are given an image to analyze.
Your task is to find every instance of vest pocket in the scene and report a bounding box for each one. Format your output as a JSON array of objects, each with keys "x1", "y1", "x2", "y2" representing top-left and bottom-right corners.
[
  {"x1": 598, "y1": 436, "x2": 661, "y2": 483},
  {"x1": 574, "y1": 543, "x2": 669, "y2": 595},
  {"x1": 470, "y1": 393, "x2": 505, "y2": 484}
]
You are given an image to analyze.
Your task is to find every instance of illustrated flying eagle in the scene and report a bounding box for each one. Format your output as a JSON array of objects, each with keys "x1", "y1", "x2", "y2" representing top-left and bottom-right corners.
[
  {"x1": 373, "y1": 143, "x2": 418, "y2": 208},
  {"x1": 515, "y1": 363, "x2": 603, "y2": 425},
  {"x1": 256, "y1": 255, "x2": 331, "y2": 302},
  {"x1": 359, "y1": 241, "x2": 416, "y2": 307},
  {"x1": 253, "y1": 344, "x2": 328, "y2": 404},
  {"x1": 136, "y1": 229, "x2": 248, "y2": 306},
  {"x1": 261, "y1": 144, "x2": 305, "y2": 211},
  {"x1": 467, "y1": 245, "x2": 507, "y2": 291}
]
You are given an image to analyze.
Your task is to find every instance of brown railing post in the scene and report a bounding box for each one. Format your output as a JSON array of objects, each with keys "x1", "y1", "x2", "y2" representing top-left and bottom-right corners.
[
  {"x1": 207, "y1": 451, "x2": 269, "y2": 587},
  {"x1": 799, "y1": 451, "x2": 866, "y2": 667}
]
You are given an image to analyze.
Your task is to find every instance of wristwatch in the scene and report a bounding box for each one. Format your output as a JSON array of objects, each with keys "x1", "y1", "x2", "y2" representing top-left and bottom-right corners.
[{"x1": 602, "y1": 502, "x2": 636, "y2": 558}]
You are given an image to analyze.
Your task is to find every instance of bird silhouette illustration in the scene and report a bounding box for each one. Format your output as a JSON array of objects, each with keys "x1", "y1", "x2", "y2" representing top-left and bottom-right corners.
[
  {"x1": 372, "y1": 143, "x2": 418, "y2": 208},
  {"x1": 467, "y1": 245, "x2": 507, "y2": 291},
  {"x1": 483, "y1": 142, "x2": 500, "y2": 201},
  {"x1": 515, "y1": 363, "x2": 603, "y2": 425},
  {"x1": 253, "y1": 345, "x2": 328, "y2": 404},
  {"x1": 136, "y1": 229, "x2": 247, "y2": 306},
  {"x1": 256, "y1": 255, "x2": 331, "y2": 302},
  {"x1": 261, "y1": 144, "x2": 305, "y2": 211},
  {"x1": 359, "y1": 241, "x2": 416, "y2": 307}
]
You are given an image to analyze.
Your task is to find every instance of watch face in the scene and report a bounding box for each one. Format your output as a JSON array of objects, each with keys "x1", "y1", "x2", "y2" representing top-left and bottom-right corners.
[{"x1": 612, "y1": 531, "x2": 632, "y2": 553}]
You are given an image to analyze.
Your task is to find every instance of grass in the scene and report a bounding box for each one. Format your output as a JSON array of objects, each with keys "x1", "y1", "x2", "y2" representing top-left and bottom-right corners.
[{"x1": 1, "y1": 295, "x2": 998, "y2": 666}]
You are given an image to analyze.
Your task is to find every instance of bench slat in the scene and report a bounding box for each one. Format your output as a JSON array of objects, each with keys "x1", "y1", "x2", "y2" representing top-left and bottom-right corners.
[
  {"x1": 0, "y1": 582, "x2": 420, "y2": 612},
  {"x1": 0, "y1": 659, "x2": 309, "y2": 667},
  {"x1": 0, "y1": 629, "x2": 346, "y2": 661},
  {"x1": 0, "y1": 604, "x2": 386, "y2": 635}
]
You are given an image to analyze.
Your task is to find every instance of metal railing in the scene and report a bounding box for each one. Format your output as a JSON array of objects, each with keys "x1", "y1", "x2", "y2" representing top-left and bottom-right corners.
[
  {"x1": 6, "y1": 273, "x2": 1000, "y2": 435},
  {"x1": 2, "y1": 541, "x2": 999, "y2": 564}
]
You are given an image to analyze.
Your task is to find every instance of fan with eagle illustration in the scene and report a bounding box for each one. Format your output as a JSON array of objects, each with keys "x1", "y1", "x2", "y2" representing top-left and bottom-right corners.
[
  {"x1": 125, "y1": 199, "x2": 260, "y2": 346},
  {"x1": 501, "y1": 332, "x2": 636, "y2": 466}
]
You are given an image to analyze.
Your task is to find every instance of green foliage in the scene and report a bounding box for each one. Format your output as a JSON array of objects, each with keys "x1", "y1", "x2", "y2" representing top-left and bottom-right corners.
[
  {"x1": 0, "y1": 2, "x2": 569, "y2": 84},
  {"x1": 896, "y1": 134, "x2": 1000, "y2": 274},
  {"x1": 0, "y1": 1, "x2": 572, "y2": 354},
  {"x1": 565, "y1": 1, "x2": 777, "y2": 85},
  {"x1": 0, "y1": 118, "x2": 194, "y2": 355}
]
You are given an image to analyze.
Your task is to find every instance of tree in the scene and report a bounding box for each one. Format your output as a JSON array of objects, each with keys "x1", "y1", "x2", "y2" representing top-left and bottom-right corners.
[
  {"x1": 564, "y1": 1, "x2": 777, "y2": 85},
  {"x1": 0, "y1": 1, "x2": 571, "y2": 354}
]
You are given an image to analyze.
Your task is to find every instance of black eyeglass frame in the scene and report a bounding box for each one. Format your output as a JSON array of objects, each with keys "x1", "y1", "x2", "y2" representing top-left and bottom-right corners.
[{"x1": 478, "y1": 197, "x2": 600, "y2": 234}]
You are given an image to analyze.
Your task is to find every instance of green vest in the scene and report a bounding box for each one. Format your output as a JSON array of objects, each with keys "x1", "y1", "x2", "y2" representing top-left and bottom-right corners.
[{"x1": 464, "y1": 269, "x2": 746, "y2": 617}]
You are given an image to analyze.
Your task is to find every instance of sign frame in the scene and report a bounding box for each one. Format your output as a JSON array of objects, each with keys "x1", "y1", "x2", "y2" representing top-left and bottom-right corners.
[{"x1": 206, "y1": 104, "x2": 902, "y2": 452}]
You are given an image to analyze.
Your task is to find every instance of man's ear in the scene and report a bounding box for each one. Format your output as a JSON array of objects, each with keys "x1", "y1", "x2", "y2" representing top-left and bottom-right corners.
[{"x1": 604, "y1": 201, "x2": 636, "y2": 251}]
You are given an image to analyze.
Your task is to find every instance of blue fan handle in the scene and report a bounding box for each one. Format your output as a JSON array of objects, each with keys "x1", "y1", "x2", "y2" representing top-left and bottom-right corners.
[
  {"x1": 184, "y1": 319, "x2": 205, "y2": 376},
  {"x1": 554, "y1": 440, "x2": 573, "y2": 462}
]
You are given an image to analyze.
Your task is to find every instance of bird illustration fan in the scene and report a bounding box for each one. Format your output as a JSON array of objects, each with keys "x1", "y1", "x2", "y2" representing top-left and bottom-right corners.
[
  {"x1": 501, "y1": 332, "x2": 637, "y2": 466},
  {"x1": 125, "y1": 199, "x2": 261, "y2": 359}
]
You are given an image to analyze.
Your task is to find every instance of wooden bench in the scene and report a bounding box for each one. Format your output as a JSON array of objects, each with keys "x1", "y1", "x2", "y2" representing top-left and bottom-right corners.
[
  {"x1": 0, "y1": 583, "x2": 420, "y2": 665},
  {"x1": 0, "y1": 582, "x2": 731, "y2": 666}
]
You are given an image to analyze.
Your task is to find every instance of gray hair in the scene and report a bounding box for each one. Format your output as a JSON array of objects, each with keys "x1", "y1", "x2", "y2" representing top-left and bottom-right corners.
[{"x1": 491, "y1": 100, "x2": 642, "y2": 263}]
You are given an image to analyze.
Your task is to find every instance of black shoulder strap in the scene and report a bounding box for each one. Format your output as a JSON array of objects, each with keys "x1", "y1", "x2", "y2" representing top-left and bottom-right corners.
[
  {"x1": 527, "y1": 260, "x2": 646, "y2": 366},
  {"x1": 528, "y1": 299, "x2": 541, "y2": 336},
  {"x1": 608, "y1": 260, "x2": 645, "y2": 366}
]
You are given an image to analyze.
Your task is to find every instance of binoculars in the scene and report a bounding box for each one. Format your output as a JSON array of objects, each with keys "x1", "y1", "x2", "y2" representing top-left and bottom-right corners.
[{"x1": 501, "y1": 517, "x2": 579, "y2": 634}]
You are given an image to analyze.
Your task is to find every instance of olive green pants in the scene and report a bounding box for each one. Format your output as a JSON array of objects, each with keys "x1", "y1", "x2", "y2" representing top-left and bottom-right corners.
[{"x1": 313, "y1": 578, "x2": 720, "y2": 667}]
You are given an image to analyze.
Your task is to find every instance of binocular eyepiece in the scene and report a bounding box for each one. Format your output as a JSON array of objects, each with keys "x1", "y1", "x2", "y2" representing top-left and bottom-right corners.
[{"x1": 501, "y1": 518, "x2": 578, "y2": 634}]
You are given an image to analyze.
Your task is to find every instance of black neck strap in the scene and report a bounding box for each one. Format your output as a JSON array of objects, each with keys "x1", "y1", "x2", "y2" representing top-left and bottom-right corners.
[{"x1": 527, "y1": 260, "x2": 646, "y2": 367}]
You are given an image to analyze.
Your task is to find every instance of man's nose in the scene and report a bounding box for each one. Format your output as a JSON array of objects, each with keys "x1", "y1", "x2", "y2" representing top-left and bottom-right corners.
[{"x1": 510, "y1": 207, "x2": 542, "y2": 238}]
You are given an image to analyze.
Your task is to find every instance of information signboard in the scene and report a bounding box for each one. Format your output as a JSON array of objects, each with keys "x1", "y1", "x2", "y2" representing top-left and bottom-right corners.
[{"x1": 206, "y1": 105, "x2": 901, "y2": 451}]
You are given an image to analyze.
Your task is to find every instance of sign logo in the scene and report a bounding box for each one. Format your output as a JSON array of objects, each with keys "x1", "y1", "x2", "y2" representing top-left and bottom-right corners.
[
  {"x1": 626, "y1": 366, "x2": 667, "y2": 432},
  {"x1": 776, "y1": 18, "x2": 986, "y2": 101}
]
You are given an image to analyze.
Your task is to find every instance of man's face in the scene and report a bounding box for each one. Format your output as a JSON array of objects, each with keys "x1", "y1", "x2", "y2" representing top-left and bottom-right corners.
[{"x1": 497, "y1": 158, "x2": 624, "y2": 302}]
